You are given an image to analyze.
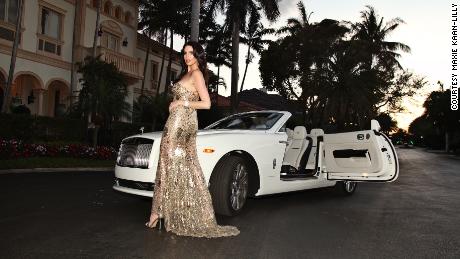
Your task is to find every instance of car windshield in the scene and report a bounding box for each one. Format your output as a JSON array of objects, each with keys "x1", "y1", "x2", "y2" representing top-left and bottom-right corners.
[{"x1": 206, "y1": 112, "x2": 283, "y2": 130}]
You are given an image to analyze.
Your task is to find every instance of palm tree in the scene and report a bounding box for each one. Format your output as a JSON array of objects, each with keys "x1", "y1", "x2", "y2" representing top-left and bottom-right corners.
[
  {"x1": 205, "y1": 23, "x2": 232, "y2": 101},
  {"x1": 138, "y1": 0, "x2": 189, "y2": 90},
  {"x1": 208, "y1": 69, "x2": 227, "y2": 94},
  {"x1": 139, "y1": 30, "x2": 152, "y2": 97},
  {"x1": 191, "y1": 0, "x2": 200, "y2": 41},
  {"x1": 208, "y1": 0, "x2": 280, "y2": 113},
  {"x1": 351, "y1": 6, "x2": 410, "y2": 70},
  {"x1": 138, "y1": 4, "x2": 173, "y2": 97},
  {"x1": 2, "y1": 0, "x2": 24, "y2": 113},
  {"x1": 70, "y1": 1, "x2": 82, "y2": 107},
  {"x1": 157, "y1": 29, "x2": 168, "y2": 94},
  {"x1": 277, "y1": 1, "x2": 313, "y2": 36},
  {"x1": 239, "y1": 11, "x2": 274, "y2": 93},
  {"x1": 272, "y1": 2, "x2": 351, "y2": 128},
  {"x1": 163, "y1": 1, "x2": 189, "y2": 88},
  {"x1": 139, "y1": 0, "x2": 166, "y2": 93},
  {"x1": 92, "y1": 0, "x2": 101, "y2": 57}
]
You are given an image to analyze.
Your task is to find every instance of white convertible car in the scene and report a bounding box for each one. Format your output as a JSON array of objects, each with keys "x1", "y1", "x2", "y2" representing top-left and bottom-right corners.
[{"x1": 114, "y1": 111, "x2": 398, "y2": 216}]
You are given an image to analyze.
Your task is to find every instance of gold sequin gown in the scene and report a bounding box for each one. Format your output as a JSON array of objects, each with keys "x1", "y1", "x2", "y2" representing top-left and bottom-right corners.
[{"x1": 151, "y1": 82, "x2": 239, "y2": 238}]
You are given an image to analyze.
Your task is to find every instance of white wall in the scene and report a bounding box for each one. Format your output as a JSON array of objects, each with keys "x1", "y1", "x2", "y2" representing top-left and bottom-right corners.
[
  {"x1": 0, "y1": 53, "x2": 70, "y2": 89},
  {"x1": 20, "y1": 0, "x2": 75, "y2": 63},
  {"x1": 84, "y1": 0, "x2": 137, "y2": 57}
]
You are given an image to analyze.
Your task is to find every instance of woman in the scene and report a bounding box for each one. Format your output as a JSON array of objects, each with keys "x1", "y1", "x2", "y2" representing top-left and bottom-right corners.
[{"x1": 145, "y1": 41, "x2": 239, "y2": 238}]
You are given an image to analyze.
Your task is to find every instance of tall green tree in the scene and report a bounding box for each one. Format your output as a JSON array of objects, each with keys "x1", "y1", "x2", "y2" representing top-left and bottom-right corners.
[
  {"x1": 374, "y1": 113, "x2": 398, "y2": 135},
  {"x1": 239, "y1": 11, "x2": 275, "y2": 93},
  {"x1": 209, "y1": 0, "x2": 280, "y2": 112},
  {"x1": 259, "y1": 4, "x2": 421, "y2": 131},
  {"x1": 422, "y1": 90, "x2": 460, "y2": 151},
  {"x1": 75, "y1": 56, "x2": 131, "y2": 146},
  {"x1": 351, "y1": 6, "x2": 411, "y2": 70},
  {"x1": 205, "y1": 23, "x2": 232, "y2": 101},
  {"x1": 138, "y1": 0, "x2": 190, "y2": 89}
]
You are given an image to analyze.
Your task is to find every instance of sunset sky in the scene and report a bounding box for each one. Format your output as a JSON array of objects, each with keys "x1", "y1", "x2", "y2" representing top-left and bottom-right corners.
[{"x1": 174, "y1": 0, "x2": 453, "y2": 130}]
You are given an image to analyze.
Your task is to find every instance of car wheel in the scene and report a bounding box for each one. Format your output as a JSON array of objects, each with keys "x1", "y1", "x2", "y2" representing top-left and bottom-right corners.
[
  {"x1": 209, "y1": 156, "x2": 249, "y2": 216},
  {"x1": 334, "y1": 180, "x2": 357, "y2": 196}
]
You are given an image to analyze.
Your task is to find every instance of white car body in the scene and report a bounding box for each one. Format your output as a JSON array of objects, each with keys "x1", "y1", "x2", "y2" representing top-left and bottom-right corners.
[{"x1": 114, "y1": 111, "x2": 398, "y2": 215}]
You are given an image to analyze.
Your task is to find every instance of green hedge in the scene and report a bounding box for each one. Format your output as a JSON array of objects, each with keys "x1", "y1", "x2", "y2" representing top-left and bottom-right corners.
[
  {"x1": 0, "y1": 114, "x2": 86, "y2": 142},
  {"x1": 0, "y1": 113, "x2": 150, "y2": 146}
]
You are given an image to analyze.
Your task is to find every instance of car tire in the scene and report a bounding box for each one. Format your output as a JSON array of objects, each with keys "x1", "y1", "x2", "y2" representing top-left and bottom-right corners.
[
  {"x1": 334, "y1": 181, "x2": 357, "y2": 196},
  {"x1": 209, "y1": 156, "x2": 249, "y2": 216}
]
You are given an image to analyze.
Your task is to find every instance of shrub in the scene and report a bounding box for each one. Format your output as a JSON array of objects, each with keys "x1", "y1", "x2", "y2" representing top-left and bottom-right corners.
[
  {"x1": 0, "y1": 139, "x2": 117, "y2": 160},
  {"x1": 12, "y1": 105, "x2": 31, "y2": 115}
]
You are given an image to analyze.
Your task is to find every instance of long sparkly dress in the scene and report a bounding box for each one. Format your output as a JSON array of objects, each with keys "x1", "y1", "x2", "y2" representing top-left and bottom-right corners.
[{"x1": 151, "y1": 82, "x2": 239, "y2": 238}]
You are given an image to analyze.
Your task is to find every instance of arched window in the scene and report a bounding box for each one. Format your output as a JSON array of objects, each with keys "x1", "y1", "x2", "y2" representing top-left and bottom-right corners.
[
  {"x1": 114, "y1": 6, "x2": 122, "y2": 20},
  {"x1": 103, "y1": 1, "x2": 112, "y2": 15},
  {"x1": 125, "y1": 11, "x2": 132, "y2": 24}
]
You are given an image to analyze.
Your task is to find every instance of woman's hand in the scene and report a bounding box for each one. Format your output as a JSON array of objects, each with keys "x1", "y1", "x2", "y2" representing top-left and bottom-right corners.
[{"x1": 169, "y1": 100, "x2": 183, "y2": 112}]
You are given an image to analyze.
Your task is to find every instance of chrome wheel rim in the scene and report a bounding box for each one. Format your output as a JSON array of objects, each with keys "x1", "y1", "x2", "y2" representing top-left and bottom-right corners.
[
  {"x1": 344, "y1": 181, "x2": 356, "y2": 193},
  {"x1": 231, "y1": 163, "x2": 248, "y2": 211}
]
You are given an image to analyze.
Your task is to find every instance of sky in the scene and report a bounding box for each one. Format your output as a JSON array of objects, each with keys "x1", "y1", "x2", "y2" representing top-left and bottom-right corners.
[{"x1": 173, "y1": 0, "x2": 454, "y2": 130}]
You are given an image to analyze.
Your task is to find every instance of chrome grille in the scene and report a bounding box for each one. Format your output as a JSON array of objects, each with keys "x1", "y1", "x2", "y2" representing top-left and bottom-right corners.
[{"x1": 117, "y1": 138, "x2": 153, "y2": 169}]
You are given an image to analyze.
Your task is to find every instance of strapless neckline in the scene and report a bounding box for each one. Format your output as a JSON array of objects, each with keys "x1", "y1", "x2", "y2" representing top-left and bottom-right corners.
[{"x1": 176, "y1": 82, "x2": 199, "y2": 97}]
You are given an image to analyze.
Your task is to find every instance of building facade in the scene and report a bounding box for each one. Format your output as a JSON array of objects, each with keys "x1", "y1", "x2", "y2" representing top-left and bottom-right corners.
[{"x1": 0, "y1": 0, "x2": 181, "y2": 119}]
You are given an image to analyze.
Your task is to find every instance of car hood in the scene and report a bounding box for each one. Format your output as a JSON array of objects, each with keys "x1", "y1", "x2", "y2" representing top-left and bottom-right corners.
[{"x1": 124, "y1": 129, "x2": 265, "y2": 141}]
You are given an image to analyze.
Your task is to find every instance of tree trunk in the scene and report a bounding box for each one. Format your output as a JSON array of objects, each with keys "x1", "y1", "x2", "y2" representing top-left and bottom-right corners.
[
  {"x1": 216, "y1": 65, "x2": 220, "y2": 107},
  {"x1": 140, "y1": 31, "x2": 152, "y2": 97},
  {"x1": 1, "y1": 0, "x2": 23, "y2": 113},
  {"x1": 239, "y1": 45, "x2": 251, "y2": 93},
  {"x1": 139, "y1": 31, "x2": 152, "y2": 122},
  {"x1": 231, "y1": 14, "x2": 240, "y2": 113},
  {"x1": 70, "y1": 1, "x2": 79, "y2": 107},
  {"x1": 91, "y1": 0, "x2": 101, "y2": 147},
  {"x1": 165, "y1": 29, "x2": 174, "y2": 88},
  {"x1": 92, "y1": 0, "x2": 101, "y2": 57},
  {"x1": 157, "y1": 29, "x2": 167, "y2": 94},
  {"x1": 191, "y1": 0, "x2": 200, "y2": 42}
]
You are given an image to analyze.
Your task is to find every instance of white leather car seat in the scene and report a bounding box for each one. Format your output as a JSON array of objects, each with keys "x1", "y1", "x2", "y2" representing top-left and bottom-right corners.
[
  {"x1": 305, "y1": 128, "x2": 324, "y2": 170},
  {"x1": 282, "y1": 126, "x2": 308, "y2": 168}
]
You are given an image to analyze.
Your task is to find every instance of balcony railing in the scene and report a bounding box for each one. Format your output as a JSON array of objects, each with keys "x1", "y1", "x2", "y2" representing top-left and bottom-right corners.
[{"x1": 90, "y1": 46, "x2": 143, "y2": 79}]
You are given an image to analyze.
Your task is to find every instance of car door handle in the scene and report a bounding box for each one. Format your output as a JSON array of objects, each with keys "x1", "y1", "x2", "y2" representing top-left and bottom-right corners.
[{"x1": 279, "y1": 140, "x2": 289, "y2": 145}]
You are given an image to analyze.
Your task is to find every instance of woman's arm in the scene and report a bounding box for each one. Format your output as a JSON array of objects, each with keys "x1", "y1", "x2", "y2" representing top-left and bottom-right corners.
[{"x1": 175, "y1": 70, "x2": 211, "y2": 110}]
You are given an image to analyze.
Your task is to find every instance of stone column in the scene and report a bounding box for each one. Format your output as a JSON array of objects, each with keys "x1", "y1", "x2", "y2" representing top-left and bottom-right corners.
[{"x1": 37, "y1": 89, "x2": 44, "y2": 116}]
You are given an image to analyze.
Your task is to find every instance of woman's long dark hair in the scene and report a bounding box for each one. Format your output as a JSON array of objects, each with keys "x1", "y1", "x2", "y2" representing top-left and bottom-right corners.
[{"x1": 175, "y1": 41, "x2": 209, "y2": 85}]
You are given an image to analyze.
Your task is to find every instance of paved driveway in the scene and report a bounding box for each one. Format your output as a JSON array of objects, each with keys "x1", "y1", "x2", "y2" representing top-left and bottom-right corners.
[{"x1": 0, "y1": 147, "x2": 459, "y2": 258}]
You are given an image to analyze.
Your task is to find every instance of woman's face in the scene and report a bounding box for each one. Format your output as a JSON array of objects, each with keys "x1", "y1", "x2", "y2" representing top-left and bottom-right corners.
[{"x1": 183, "y1": 45, "x2": 197, "y2": 67}]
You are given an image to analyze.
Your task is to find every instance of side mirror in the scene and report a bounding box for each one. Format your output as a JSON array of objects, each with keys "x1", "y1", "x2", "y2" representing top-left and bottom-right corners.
[{"x1": 371, "y1": 119, "x2": 381, "y2": 132}]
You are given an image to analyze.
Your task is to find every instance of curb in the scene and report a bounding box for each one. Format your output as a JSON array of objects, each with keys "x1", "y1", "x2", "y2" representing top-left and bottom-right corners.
[{"x1": 0, "y1": 167, "x2": 114, "y2": 175}]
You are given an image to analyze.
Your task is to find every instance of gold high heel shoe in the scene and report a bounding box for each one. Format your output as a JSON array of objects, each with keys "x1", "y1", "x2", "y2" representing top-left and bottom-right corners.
[{"x1": 145, "y1": 215, "x2": 164, "y2": 230}]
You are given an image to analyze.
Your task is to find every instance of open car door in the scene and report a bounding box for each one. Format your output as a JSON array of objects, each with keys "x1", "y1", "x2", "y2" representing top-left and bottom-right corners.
[{"x1": 323, "y1": 120, "x2": 399, "y2": 182}]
